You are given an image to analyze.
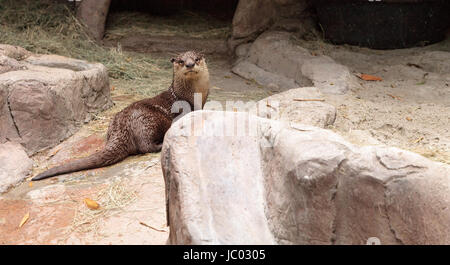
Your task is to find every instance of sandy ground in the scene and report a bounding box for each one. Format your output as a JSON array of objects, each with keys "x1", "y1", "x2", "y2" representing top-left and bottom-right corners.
[{"x1": 296, "y1": 38, "x2": 450, "y2": 164}]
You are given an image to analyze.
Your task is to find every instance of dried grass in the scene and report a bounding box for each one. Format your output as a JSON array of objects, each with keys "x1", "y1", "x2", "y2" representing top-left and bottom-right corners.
[
  {"x1": 105, "y1": 10, "x2": 230, "y2": 40},
  {"x1": 70, "y1": 178, "x2": 137, "y2": 235},
  {"x1": 0, "y1": 0, "x2": 173, "y2": 95}
]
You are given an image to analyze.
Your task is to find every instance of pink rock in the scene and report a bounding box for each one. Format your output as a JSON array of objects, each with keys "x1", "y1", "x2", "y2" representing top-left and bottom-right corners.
[
  {"x1": 0, "y1": 44, "x2": 113, "y2": 155},
  {"x1": 0, "y1": 141, "x2": 33, "y2": 193}
]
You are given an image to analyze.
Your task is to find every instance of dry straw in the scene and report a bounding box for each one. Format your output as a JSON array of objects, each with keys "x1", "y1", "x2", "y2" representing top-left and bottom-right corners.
[{"x1": 70, "y1": 177, "x2": 137, "y2": 236}]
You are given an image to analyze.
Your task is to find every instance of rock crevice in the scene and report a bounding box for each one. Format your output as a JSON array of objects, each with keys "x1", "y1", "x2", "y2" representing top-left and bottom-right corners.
[{"x1": 5, "y1": 89, "x2": 21, "y2": 139}]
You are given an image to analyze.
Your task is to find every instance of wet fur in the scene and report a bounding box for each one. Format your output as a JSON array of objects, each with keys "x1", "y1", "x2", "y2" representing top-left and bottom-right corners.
[{"x1": 33, "y1": 51, "x2": 209, "y2": 181}]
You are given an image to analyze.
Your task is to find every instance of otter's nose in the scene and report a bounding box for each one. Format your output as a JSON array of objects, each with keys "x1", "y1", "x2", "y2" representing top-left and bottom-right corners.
[{"x1": 185, "y1": 62, "x2": 195, "y2": 69}]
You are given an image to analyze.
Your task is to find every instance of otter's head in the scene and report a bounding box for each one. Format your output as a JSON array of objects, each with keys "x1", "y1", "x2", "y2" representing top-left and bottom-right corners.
[{"x1": 171, "y1": 51, "x2": 208, "y2": 81}]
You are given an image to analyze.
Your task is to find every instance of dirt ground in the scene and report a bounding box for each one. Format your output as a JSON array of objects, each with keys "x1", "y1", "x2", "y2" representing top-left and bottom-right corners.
[
  {"x1": 1, "y1": 9, "x2": 448, "y2": 245},
  {"x1": 296, "y1": 38, "x2": 450, "y2": 164}
]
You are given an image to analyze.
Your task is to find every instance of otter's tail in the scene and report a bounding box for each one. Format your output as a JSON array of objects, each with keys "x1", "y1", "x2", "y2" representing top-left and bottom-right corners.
[{"x1": 32, "y1": 147, "x2": 129, "y2": 181}]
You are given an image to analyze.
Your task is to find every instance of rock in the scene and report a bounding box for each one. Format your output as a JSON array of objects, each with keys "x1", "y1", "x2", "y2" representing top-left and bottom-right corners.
[
  {"x1": 231, "y1": 60, "x2": 299, "y2": 91},
  {"x1": 275, "y1": 0, "x2": 310, "y2": 18},
  {"x1": 0, "y1": 44, "x2": 31, "y2": 60},
  {"x1": 0, "y1": 44, "x2": 113, "y2": 155},
  {"x1": 227, "y1": 0, "x2": 312, "y2": 52},
  {"x1": 231, "y1": 0, "x2": 311, "y2": 40},
  {"x1": 162, "y1": 112, "x2": 276, "y2": 245},
  {"x1": 248, "y1": 31, "x2": 313, "y2": 87},
  {"x1": 385, "y1": 164, "x2": 450, "y2": 244},
  {"x1": 0, "y1": 84, "x2": 20, "y2": 143},
  {"x1": 0, "y1": 55, "x2": 26, "y2": 74},
  {"x1": 232, "y1": 0, "x2": 275, "y2": 39},
  {"x1": 77, "y1": 0, "x2": 112, "y2": 41},
  {"x1": 253, "y1": 87, "x2": 336, "y2": 128},
  {"x1": 247, "y1": 31, "x2": 357, "y2": 94},
  {"x1": 272, "y1": 18, "x2": 306, "y2": 33},
  {"x1": 0, "y1": 141, "x2": 33, "y2": 193},
  {"x1": 162, "y1": 111, "x2": 450, "y2": 245},
  {"x1": 234, "y1": 43, "x2": 252, "y2": 58},
  {"x1": 301, "y1": 56, "x2": 356, "y2": 95}
]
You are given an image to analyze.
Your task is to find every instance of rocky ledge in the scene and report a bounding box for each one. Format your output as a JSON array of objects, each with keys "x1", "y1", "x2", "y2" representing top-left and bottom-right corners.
[
  {"x1": 162, "y1": 110, "x2": 450, "y2": 245},
  {"x1": 0, "y1": 44, "x2": 113, "y2": 155}
]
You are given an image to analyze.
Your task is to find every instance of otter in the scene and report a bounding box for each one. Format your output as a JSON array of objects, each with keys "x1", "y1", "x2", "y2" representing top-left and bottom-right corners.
[{"x1": 32, "y1": 51, "x2": 209, "y2": 181}]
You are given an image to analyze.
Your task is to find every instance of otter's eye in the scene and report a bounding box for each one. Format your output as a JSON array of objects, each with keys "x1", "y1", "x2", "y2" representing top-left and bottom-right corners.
[
  {"x1": 178, "y1": 60, "x2": 184, "y2": 65},
  {"x1": 195, "y1": 58, "x2": 200, "y2": 63}
]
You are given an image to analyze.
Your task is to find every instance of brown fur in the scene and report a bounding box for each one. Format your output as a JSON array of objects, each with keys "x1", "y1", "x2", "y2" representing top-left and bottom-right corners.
[{"x1": 32, "y1": 51, "x2": 209, "y2": 181}]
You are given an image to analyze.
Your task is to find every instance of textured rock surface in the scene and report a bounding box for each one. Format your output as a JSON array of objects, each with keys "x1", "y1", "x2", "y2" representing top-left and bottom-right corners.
[
  {"x1": 162, "y1": 111, "x2": 450, "y2": 245},
  {"x1": 0, "y1": 44, "x2": 113, "y2": 154},
  {"x1": 77, "y1": 0, "x2": 112, "y2": 41},
  {"x1": 232, "y1": 60, "x2": 299, "y2": 91},
  {"x1": 252, "y1": 87, "x2": 336, "y2": 128},
  {"x1": 232, "y1": 0, "x2": 275, "y2": 39},
  {"x1": 238, "y1": 31, "x2": 358, "y2": 94},
  {"x1": 0, "y1": 141, "x2": 33, "y2": 194},
  {"x1": 301, "y1": 56, "x2": 356, "y2": 95},
  {"x1": 231, "y1": 0, "x2": 311, "y2": 41}
]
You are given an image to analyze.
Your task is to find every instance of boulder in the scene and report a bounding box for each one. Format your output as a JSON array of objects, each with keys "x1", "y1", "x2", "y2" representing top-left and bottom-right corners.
[
  {"x1": 77, "y1": 0, "x2": 112, "y2": 41},
  {"x1": 0, "y1": 44, "x2": 113, "y2": 155},
  {"x1": 248, "y1": 31, "x2": 313, "y2": 86},
  {"x1": 231, "y1": 0, "x2": 275, "y2": 39},
  {"x1": 0, "y1": 84, "x2": 20, "y2": 143},
  {"x1": 0, "y1": 141, "x2": 33, "y2": 193},
  {"x1": 244, "y1": 31, "x2": 357, "y2": 94},
  {"x1": 162, "y1": 111, "x2": 450, "y2": 245},
  {"x1": 231, "y1": 0, "x2": 311, "y2": 40},
  {"x1": 301, "y1": 56, "x2": 356, "y2": 95},
  {"x1": 231, "y1": 60, "x2": 299, "y2": 91},
  {"x1": 0, "y1": 55, "x2": 26, "y2": 74},
  {"x1": 234, "y1": 43, "x2": 252, "y2": 58}
]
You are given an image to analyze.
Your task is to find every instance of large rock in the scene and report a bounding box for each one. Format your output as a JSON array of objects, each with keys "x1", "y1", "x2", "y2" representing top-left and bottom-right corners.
[
  {"x1": 0, "y1": 141, "x2": 33, "y2": 193},
  {"x1": 0, "y1": 44, "x2": 113, "y2": 155},
  {"x1": 301, "y1": 56, "x2": 356, "y2": 95},
  {"x1": 232, "y1": 0, "x2": 275, "y2": 39},
  {"x1": 231, "y1": 60, "x2": 299, "y2": 91},
  {"x1": 231, "y1": 0, "x2": 311, "y2": 40},
  {"x1": 77, "y1": 0, "x2": 112, "y2": 41},
  {"x1": 162, "y1": 111, "x2": 450, "y2": 245},
  {"x1": 243, "y1": 31, "x2": 358, "y2": 94}
]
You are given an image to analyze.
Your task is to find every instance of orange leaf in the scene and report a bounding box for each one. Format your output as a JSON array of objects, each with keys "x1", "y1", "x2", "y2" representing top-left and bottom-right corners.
[
  {"x1": 359, "y1": 74, "x2": 383, "y2": 81},
  {"x1": 19, "y1": 212, "x2": 29, "y2": 228},
  {"x1": 84, "y1": 198, "x2": 100, "y2": 210},
  {"x1": 28, "y1": 182, "x2": 33, "y2": 187}
]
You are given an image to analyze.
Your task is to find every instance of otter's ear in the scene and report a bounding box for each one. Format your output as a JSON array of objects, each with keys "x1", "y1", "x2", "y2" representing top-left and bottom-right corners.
[{"x1": 170, "y1": 58, "x2": 176, "y2": 63}]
